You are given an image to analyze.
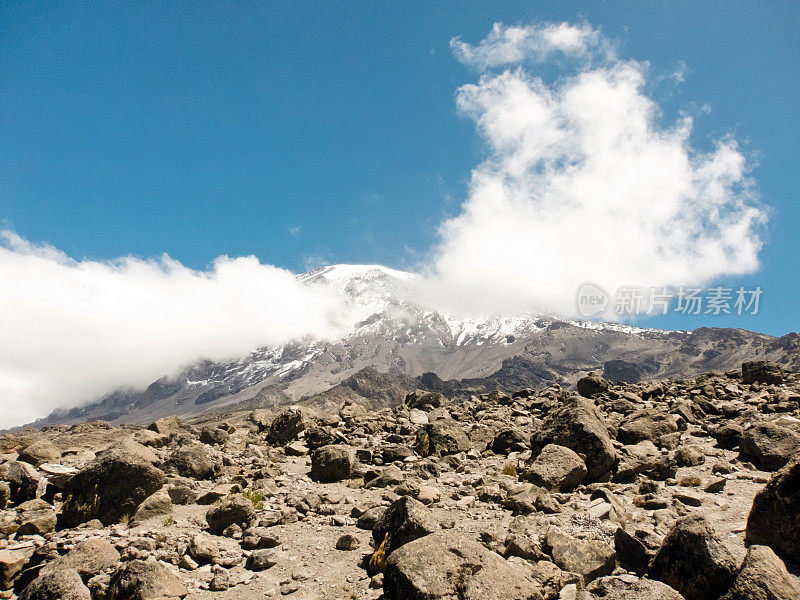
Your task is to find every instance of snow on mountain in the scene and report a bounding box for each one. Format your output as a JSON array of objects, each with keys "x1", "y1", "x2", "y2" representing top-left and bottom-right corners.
[{"x1": 32, "y1": 264, "x2": 800, "y2": 427}]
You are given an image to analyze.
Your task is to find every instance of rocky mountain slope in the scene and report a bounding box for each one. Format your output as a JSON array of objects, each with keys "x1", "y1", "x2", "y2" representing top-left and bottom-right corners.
[
  {"x1": 33, "y1": 265, "x2": 800, "y2": 427},
  {"x1": 1, "y1": 360, "x2": 799, "y2": 599}
]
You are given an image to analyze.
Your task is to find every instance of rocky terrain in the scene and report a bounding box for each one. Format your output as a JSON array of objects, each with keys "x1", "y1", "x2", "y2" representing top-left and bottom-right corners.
[
  {"x1": 2, "y1": 359, "x2": 800, "y2": 599},
  {"x1": 31, "y1": 265, "x2": 800, "y2": 428}
]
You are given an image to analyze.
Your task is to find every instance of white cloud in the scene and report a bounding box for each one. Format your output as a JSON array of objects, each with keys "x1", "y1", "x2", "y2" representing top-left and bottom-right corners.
[
  {"x1": 422, "y1": 22, "x2": 765, "y2": 316},
  {"x1": 450, "y1": 22, "x2": 614, "y2": 70},
  {"x1": 0, "y1": 232, "x2": 361, "y2": 427}
]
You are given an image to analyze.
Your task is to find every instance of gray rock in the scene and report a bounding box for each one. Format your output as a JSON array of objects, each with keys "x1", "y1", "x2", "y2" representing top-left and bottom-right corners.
[
  {"x1": 372, "y1": 496, "x2": 437, "y2": 554},
  {"x1": 16, "y1": 498, "x2": 57, "y2": 535},
  {"x1": 167, "y1": 484, "x2": 197, "y2": 505},
  {"x1": 577, "y1": 372, "x2": 609, "y2": 399},
  {"x1": 17, "y1": 440, "x2": 61, "y2": 466},
  {"x1": 745, "y1": 459, "x2": 800, "y2": 563},
  {"x1": 335, "y1": 533, "x2": 360, "y2": 550},
  {"x1": 524, "y1": 444, "x2": 587, "y2": 492},
  {"x1": 491, "y1": 428, "x2": 530, "y2": 455},
  {"x1": 19, "y1": 568, "x2": 91, "y2": 600},
  {"x1": 199, "y1": 426, "x2": 229, "y2": 446},
  {"x1": 267, "y1": 408, "x2": 306, "y2": 446},
  {"x1": 148, "y1": 416, "x2": 181, "y2": 436},
  {"x1": 614, "y1": 528, "x2": 657, "y2": 575},
  {"x1": 384, "y1": 531, "x2": 543, "y2": 600},
  {"x1": 133, "y1": 490, "x2": 172, "y2": 521},
  {"x1": 356, "y1": 505, "x2": 386, "y2": 530},
  {"x1": 543, "y1": 527, "x2": 616, "y2": 584},
  {"x1": 0, "y1": 548, "x2": 29, "y2": 590},
  {"x1": 43, "y1": 538, "x2": 120, "y2": 582},
  {"x1": 675, "y1": 445, "x2": 705, "y2": 467},
  {"x1": 587, "y1": 575, "x2": 685, "y2": 600},
  {"x1": 739, "y1": 422, "x2": 800, "y2": 471},
  {"x1": 649, "y1": 514, "x2": 738, "y2": 600},
  {"x1": 416, "y1": 420, "x2": 471, "y2": 456},
  {"x1": 720, "y1": 545, "x2": 800, "y2": 600},
  {"x1": 170, "y1": 444, "x2": 216, "y2": 479},
  {"x1": 618, "y1": 410, "x2": 680, "y2": 445},
  {"x1": 405, "y1": 390, "x2": 443, "y2": 411},
  {"x1": 0, "y1": 460, "x2": 42, "y2": 504},
  {"x1": 532, "y1": 396, "x2": 617, "y2": 480},
  {"x1": 246, "y1": 549, "x2": 280, "y2": 571},
  {"x1": 205, "y1": 494, "x2": 256, "y2": 534},
  {"x1": 59, "y1": 450, "x2": 165, "y2": 527},
  {"x1": 107, "y1": 557, "x2": 187, "y2": 599},
  {"x1": 712, "y1": 424, "x2": 743, "y2": 449},
  {"x1": 310, "y1": 445, "x2": 356, "y2": 483},
  {"x1": 742, "y1": 361, "x2": 784, "y2": 385},
  {"x1": 0, "y1": 481, "x2": 9, "y2": 509}
]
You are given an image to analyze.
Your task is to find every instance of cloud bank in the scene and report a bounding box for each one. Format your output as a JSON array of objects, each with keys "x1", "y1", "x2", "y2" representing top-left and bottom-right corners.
[
  {"x1": 0, "y1": 21, "x2": 766, "y2": 426},
  {"x1": 0, "y1": 232, "x2": 359, "y2": 426},
  {"x1": 424, "y1": 22, "x2": 764, "y2": 315}
]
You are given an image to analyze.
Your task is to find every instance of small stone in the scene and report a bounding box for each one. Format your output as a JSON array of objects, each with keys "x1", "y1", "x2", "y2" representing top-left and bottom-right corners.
[
  {"x1": 335, "y1": 534, "x2": 360, "y2": 551},
  {"x1": 246, "y1": 549, "x2": 280, "y2": 571}
]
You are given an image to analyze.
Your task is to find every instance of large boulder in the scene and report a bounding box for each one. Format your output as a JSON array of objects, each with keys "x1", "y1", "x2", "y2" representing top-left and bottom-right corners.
[
  {"x1": 0, "y1": 481, "x2": 9, "y2": 508},
  {"x1": 43, "y1": 538, "x2": 120, "y2": 581},
  {"x1": 404, "y1": 390, "x2": 443, "y2": 411},
  {"x1": 491, "y1": 428, "x2": 530, "y2": 455},
  {"x1": 742, "y1": 361, "x2": 784, "y2": 385},
  {"x1": 19, "y1": 568, "x2": 90, "y2": 600},
  {"x1": 0, "y1": 548, "x2": 30, "y2": 590},
  {"x1": 543, "y1": 527, "x2": 616, "y2": 583},
  {"x1": 739, "y1": 422, "x2": 800, "y2": 471},
  {"x1": 16, "y1": 498, "x2": 57, "y2": 535},
  {"x1": 531, "y1": 396, "x2": 616, "y2": 480},
  {"x1": 133, "y1": 491, "x2": 172, "y2": 521},
  {"x1": 199, "y1": 426, "x2": 229, "y2": 446},
  {"x1": 58, "y1": 450, "x2": 165, "y2": 527},
  {"x1": 169, "y1": 444, "x2": 216, "y2": 480},
  {"x1": 17, "y1": 440, "x2": 61, "y2": 466},
  {"x1": 205, "y1": 494, "x2": 256, "y2": 534},
  {"x1": 101, "y1": 438, "x2": 160, "y2": 466},
  {"x1": 618, "y1": 411, "x2": 680, "y2": 445},
  {"x1": 416, "y1": 421, "x2": 471, "y2": 456},
  {"x1": 148, "y1": 416, "x2": 181, "y2": 436},
  {"x1": 613, "y1": 440, "x2": 674, "y2": 482},
  {"x1": 614, "y1": 527, "x2": 659, "y2": 575},
  {"x1": 372, "y1": 497, "x2": 437, "y2": 555},
  {"x1": 745, "y1": 459, "x2": 800, "y2": 563},
  {"x1": 523, "y1": 444, "x2": 587, "y2": 492},
  {"x1": 720, "y1": 545, "x2": 800, "y2": 600},
  {"x1": 587, "y1": 575, "x2": 685, "y2": 600},
  {"x1": 267, "y1": 408, "x2": 306, "y2": 446},
  {"x1": 310, "y1": 445, "x2": 356, "y2": 482},
  {"x1": 107, "y1": 558, "x2": 187, "y2": 600},
  {"x1": 649, "y1": 514, "x2": 738, "y2": 600},
  {"x1": 577, "y1": 372, "x2": 610, "y2": 398},
  {"x1": 384, "y1": 531, "x2": 543, "y2": 600},
  {"x1": 0, "y1": 460, "x2": 42, "y2": 503}
]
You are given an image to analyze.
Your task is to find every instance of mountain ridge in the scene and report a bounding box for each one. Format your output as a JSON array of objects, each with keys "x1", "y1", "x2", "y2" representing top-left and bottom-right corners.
[{"x1": 26, "y1": 265, "x2": 800, "y2": 428}]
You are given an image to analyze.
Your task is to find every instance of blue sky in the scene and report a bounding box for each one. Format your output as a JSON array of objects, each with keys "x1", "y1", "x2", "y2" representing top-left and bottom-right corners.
[{"x1": 1, "y1": 1, "x2": 798, "y2": 335}]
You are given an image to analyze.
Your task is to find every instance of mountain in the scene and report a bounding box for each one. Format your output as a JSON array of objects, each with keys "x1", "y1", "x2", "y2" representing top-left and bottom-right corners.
[{"x1": 31, "y1": 265, "x2": 800, "y2": 426}]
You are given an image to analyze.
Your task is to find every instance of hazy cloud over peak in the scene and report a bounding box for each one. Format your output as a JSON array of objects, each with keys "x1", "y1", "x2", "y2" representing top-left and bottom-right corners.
[{"x1": 0, "y1": 234, "x2": 360, "y2": 426}]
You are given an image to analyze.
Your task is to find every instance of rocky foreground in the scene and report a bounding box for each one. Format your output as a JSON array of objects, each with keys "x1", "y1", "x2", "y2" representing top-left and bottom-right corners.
[{"x1": 1, "y1": 360, "x2": 800, "y2": 600}]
